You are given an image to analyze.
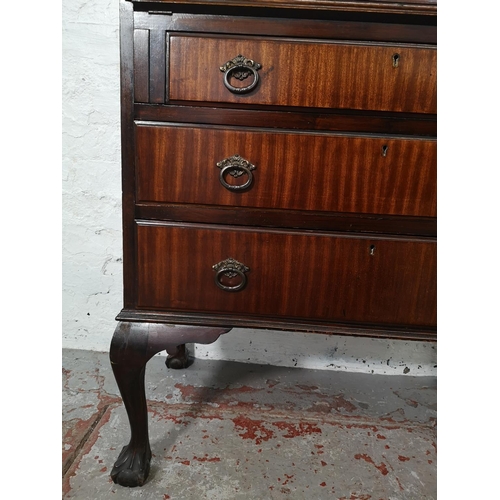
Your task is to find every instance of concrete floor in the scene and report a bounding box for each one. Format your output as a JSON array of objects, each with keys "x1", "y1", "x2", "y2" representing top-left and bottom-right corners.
[{"x1": 62, "y1": 348, "x2": 436, "y2": 499}]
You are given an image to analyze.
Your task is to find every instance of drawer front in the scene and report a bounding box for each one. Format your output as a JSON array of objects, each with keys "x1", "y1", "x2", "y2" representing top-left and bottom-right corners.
[
  {"x1": 136, "y1": 124, "x2": 436, "y2": 217},
  {"x1": 136, "y1": 223, "x2": 436, "y2": 328},
  {"x1": 169, "y1": 36, "x2": 437, "y2": 114}
]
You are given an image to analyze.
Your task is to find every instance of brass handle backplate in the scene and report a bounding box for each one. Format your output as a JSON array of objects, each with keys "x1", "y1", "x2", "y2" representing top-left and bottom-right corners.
[
  {"x1": 217, "y1": 154, "x2": 256, "y2": 191},
  {"x1": 212, "y1": 258, "x2": 249, "y2": 292},
  {"x1": 219, "y1": 55, "x2": 262, "y2": 94}
]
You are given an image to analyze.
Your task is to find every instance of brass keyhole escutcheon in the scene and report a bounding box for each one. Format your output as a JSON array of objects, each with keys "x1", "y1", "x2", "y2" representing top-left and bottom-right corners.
[{"x1": 392, "y1": 53, "x2": 400, "y2": 68}]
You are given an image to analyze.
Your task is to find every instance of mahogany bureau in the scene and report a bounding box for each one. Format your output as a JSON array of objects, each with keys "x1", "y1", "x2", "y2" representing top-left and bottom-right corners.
[{"x1": 110, "y1": 0, "x2": 437, "y2": 487}]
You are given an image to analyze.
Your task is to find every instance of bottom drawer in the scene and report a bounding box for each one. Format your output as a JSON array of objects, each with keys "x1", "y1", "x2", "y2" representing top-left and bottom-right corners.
[{"x1": 136, "y1": 222, "x2": 436, "y2": 328}]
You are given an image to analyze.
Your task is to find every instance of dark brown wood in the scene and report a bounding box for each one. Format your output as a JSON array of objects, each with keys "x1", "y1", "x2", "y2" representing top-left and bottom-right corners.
[
  {"x1": 134, "y1": 12, "x2": 437, "y2": 44},
  {"x1": 169, "y1": 35, "x2": 437, "y2": 113},
  {"x1": 119, "y1": 0, "x2": 137, "y2": 309},
  {"x1": 132, "y1": 0, "x2": 437, "y2": 16},
  {"x1": 149, "y1": 29, "x2": 166, "y2": 103},
  {"x1": 109, "y1": 322, "x2": 231, "y2": 487},
  {"x1": 116, "y1": 309, "x2": 436, "y2": 341},
  {"x1": 133, "y1": 29, "x2": 150, "y2": 103},
  {"x1": 135, "y1": 123, "x2": 436, "y2": 217},
  {"x1": 135, "y1": 222, "x2": 437, "y2": 327},
  {"x1": 134, "y1": 104, "x2": 437, "y2": 136},
  {"x1": 135, "y1": 204, "x2": 436, "y2": 236},
  {"x1": 165, "y1": 343, "x2": 191, "y2": 368}
]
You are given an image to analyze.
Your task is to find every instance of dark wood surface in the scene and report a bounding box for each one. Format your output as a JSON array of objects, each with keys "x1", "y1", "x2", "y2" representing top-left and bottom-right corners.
[
  {"x1": 116, "y1": 309, "x2": 436, "y2": 341},
  {"x1": 134, "y1": 104, "x2": 437, "y2": 136},
  {"x1": 135, "y1": 204, "x2": 437, "y2": 236},
  {"x1": 169, "y1": 35, "x2": 436, "y2": 113},
  {"x1": 118, "y1": 0, "x2": 437, "y2": 335},
  {"x1": 119, "y1": 0, "x2": 137, "y2": 309},
  {"x1": 135, "y1": 222, "x2": 437, "y2": 328},
  {"x1": 133, "y1": 12, "x2": 437, "y2": 44},
  {"x1": 130, "y1": 0, "x2": 437, "y2": 16},
  {"x1": 133, "y1": 29, "x2": 149, "y2": 103},
  {"x1": 121, "y1": 0, "x2": 437, "y2": 334},
  {"x1": 136, "y1": 123, "x2": 436, "y2": 217}
]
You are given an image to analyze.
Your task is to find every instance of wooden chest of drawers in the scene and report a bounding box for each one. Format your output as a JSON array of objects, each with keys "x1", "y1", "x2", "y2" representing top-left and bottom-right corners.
[{"x1": 110, "y1": 0, "x2": 437, "y2": 487}]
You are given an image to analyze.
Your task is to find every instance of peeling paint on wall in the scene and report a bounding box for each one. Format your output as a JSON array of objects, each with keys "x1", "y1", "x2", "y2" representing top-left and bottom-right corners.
[{"x1": 63, "y1": 0, "x2": 123, "y2": 350}]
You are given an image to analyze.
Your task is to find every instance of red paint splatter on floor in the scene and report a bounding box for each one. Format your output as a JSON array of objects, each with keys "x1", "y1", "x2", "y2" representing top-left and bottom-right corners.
[
  {"x1": 231, "y1": 416, "x2": 276, "y2": 444},
  {"x1": 164, "y1": 495, "x2": 171, "y2": 499},
  {"x1": 320, "y1": 482, "x2": 327, "y2": 487},
  {"x1": 354, "y1": 454, "x2": 389, "y2": 476},
  {"x1": 346, "y1": 424, "x2": 379, "y2": 432},
  {"x1": 376, "y1": 434, "x2": 386, "y2": 440},
  {"x1": 271, "y1": 421, "x2": 322, "y2": 438},
  {"x1": 398, "y1": 455, "x2": 410, "y2": 462},
  {"x1": 193, "y1": 455, "x2": 221, "y2": 463},
  {"x1": 321, "y1": 460, "x2": 327, "y2": 466},
  {"x1": 179, "y1": 460, "x2": 190, "y2": 466}
]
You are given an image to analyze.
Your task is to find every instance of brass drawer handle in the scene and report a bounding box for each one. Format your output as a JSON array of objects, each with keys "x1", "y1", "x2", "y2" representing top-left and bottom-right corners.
[
  {"x1": 217, "y1": 154, "x2": 256, "y2": 191},
  {"x1": 212, "y1": 258, "x2": 249, "y2": 292},
  {"x1": 219, "y1": 55, "x2": 262, "y2": 94}
]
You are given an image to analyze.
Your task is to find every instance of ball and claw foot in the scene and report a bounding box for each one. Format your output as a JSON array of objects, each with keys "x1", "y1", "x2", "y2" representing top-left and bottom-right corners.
[
  {"x1": 110, "y1": 443, "x2": 152, "y2": 487},
  {"x1": 165, "y1": 344, "x2": 192, "y2": 369}
]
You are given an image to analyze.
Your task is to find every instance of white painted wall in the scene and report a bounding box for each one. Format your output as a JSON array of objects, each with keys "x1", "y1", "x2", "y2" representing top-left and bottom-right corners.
[{"x1": 62, "y1": 0, "x2": 436, "y2": 376}]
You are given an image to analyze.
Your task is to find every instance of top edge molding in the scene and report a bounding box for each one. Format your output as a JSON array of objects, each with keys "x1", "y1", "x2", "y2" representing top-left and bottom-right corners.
[{"x1": 128, "y1": 0, "x2": 437, "y2": 16}]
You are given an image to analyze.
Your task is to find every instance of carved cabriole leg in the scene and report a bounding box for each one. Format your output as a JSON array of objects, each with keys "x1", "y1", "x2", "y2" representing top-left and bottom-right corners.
[{"x1": 109, "y1": 322, "x2": 230, "y2": 487}]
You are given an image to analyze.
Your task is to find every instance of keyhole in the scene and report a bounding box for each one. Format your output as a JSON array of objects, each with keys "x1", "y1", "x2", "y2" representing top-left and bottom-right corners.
[
  {"x1": 382, "y1": 145, "x2": 388, "y2": 157},
  {"x1": 392, "y1": 53, "x2": 400, "y2": 68},
  {"x1": 369, "y1": 245, "x2": 376, "y2": 256}
]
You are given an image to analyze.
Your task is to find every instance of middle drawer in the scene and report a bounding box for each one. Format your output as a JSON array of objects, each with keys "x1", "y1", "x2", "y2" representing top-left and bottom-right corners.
[{"x1": 136, "y1": 124, "x2": 436, "y2": 217}]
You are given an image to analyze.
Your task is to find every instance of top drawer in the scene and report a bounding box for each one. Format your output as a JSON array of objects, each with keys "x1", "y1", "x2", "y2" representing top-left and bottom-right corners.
[{"x1": 169, "y1": 35, "x2": 437, "y2": 114}]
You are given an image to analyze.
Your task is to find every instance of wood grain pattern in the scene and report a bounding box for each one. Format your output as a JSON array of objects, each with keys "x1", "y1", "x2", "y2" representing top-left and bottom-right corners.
[
  {"x1": 136, "y1": 124, "x2": 436, "y2": 217},
  {"x1": 136, "y1": 222, "x2": 437, "y2": 327},
  {"x1": 169, "y1": 35, "x2": 437, "y2": 113}
]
